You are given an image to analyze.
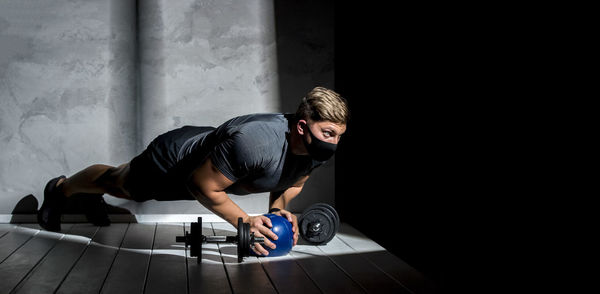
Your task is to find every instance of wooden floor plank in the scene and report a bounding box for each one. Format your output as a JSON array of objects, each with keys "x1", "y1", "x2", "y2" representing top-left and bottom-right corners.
[
  {"x1": 186, "y1": 221, "x2": 232, "y2": 294},
  {"x1": 19, "y1": 223, "x2": 45, "y2": 230},
  {"x1": 260, "y1": 255, "x2": 322, "y2": 294},
  {"x1": 254, "y1": 222, "x2": 321, "y2": 294},
  {"x1": 56, "y1": 223, "x2": 129, "y2": 294},
  {"x1": 0, "y1": 226, "x2": 39, "y2": 263},
  {"x1": 0, "y1": 221, "x2": 422, "y2": 294},
  {"x1": 337, "y1": 224, "x2": 437, "y2": 294},
  {"x1": 361, "y1": 251, "x2": 438, "y2": 294},
  {"x1": 212, "y1": 222, "x2": 277, "y2": 294},
  {"x1": 100, "y1": 223, "x2": 156, "y2": 294},
  {"x1": 12, "y1": 224, "x2": 99, "y2": 294},
  {"x1": 319, "y1": 235, "x2": 411, "y2": 294},
  {"x1": 145, "y1": 223, "x2": 187, "y2": 294},
  {"x1": 290, "y1": 244, "x2": 366, "y2": 294},
  {"x1": 0, "y1": 223, "x2": 16, "y2": 238},
  {"x1": 0, "y1": 228, "x2": 66, "y2": 293}
]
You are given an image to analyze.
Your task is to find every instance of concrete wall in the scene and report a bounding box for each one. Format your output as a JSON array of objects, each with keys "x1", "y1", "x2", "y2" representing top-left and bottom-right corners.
[
  {"x1": 0, "y1": 0, "x2": 131, "y2": 215},
  {"x1": 0, "y1": 0, "x2": 334, "y2": 218}
]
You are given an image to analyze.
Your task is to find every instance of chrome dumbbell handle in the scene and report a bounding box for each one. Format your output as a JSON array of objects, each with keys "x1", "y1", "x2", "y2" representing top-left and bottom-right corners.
[{"x1": 176, "y1": 217, "x2": 266, "y2": 264}]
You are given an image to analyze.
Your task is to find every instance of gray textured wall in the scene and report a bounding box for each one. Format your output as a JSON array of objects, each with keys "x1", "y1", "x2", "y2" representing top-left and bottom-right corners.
[
  {"x1": 0, "y1": 0, "x2": 133, "y2": 214},
  {"x1": 0, "y1": 0, "x2": 334, "y2": 217}
]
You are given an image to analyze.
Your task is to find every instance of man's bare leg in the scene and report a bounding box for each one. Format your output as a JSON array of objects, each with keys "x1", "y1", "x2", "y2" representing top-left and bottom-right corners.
[
  {"x1": 56, "y1": 163, "x2": 132, "y2": 199},
  {"x1": 39, "y1": 163, "x2": 131, "y2": 231}
]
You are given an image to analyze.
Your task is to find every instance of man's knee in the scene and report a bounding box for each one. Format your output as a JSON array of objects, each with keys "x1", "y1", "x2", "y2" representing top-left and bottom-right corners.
[{"x1": 95, "y1": 164, "x2": 130, "y2": 197}]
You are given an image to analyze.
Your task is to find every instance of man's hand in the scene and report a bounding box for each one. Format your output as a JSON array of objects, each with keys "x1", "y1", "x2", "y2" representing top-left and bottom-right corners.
[
  {"x1": 272, "y1": 209, "x2": 299, "y2": 246},
  {"x1": 245, "y1": 215, "x2": 279, "y2": 256}
]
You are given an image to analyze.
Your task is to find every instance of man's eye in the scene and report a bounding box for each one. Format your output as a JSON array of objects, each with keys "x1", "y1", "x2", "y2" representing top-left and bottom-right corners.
[{"x1": 323, "y1": 131, "x2": 332, "y2": 138}]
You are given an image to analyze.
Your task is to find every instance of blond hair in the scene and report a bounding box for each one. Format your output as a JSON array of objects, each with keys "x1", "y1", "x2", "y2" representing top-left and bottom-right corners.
[{"x1": 295, "y1": 87, "x2": 350, "y2": 124}]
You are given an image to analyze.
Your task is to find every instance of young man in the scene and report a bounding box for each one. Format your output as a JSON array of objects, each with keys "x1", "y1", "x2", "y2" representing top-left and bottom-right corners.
[{"x1": 38, "y1": 87, "x2": 349, "y2": 255}]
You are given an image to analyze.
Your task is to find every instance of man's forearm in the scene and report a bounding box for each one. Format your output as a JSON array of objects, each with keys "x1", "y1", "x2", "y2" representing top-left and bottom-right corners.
[
  {"x1": 270, "y1": 186, "x2": 302, "y2": 210},
  {"x1": 193, "y1": 189, "x2": 248, "y2": 225}
]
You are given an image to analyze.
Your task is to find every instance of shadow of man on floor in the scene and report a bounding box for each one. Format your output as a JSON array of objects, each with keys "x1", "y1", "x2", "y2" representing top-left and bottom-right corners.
[{"x1": 11, "y1": 194, "x2": 135, "y2": 224}]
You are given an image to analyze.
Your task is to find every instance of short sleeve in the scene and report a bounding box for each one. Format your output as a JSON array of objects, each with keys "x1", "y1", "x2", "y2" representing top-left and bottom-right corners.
[{"x1": 209, "y1": 131, "x2": 268, "y2": 182}]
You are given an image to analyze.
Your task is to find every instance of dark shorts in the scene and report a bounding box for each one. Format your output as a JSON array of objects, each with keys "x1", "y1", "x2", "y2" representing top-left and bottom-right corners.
[{"x1": 124, "y1": 126, "x2": 214, "y2": 202}]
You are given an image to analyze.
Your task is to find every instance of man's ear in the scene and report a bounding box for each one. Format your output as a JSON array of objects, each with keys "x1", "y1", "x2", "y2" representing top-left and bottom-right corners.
[{"x1": 297, "y1": 119, "x2": 307, "y2": 135}]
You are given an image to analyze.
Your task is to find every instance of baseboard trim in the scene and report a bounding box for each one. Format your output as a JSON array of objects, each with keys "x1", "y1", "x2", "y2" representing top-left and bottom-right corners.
[{"x1": 0, "y1": 214, "x2": 261, "y2": 223}]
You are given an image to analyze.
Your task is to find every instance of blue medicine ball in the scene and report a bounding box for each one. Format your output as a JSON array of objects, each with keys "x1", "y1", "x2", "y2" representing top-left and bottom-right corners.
[{"x1": 255, "y1": 214, "x2": 294, "y2": 257}]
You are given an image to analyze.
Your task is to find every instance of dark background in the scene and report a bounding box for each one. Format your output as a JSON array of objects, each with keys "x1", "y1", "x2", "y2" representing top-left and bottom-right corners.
[
  {"x1": 272, "y1": 1, "x2": 548, "y2": 292},
  {"x1": 333, "y1": 2, "x2": 530, "y2": 293}
]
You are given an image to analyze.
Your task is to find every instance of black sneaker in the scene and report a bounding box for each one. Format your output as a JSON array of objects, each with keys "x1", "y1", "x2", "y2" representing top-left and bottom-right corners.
[
  {"x1": 37, "y1": 175, "x2": 66, "y2": 232},
  {"x1": 82, "y1": 194, "x2": 111, "y2": 226}
]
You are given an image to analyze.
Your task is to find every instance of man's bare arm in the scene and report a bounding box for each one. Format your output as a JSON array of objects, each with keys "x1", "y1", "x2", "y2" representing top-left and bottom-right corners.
[
  {"x1": 269, "y1": 175, "x2": 309, "y2": 210},
  {"x1": 186, "y1": 157, "x2": 246, "y2": 225},
  {"x1": 268, "y1": 175, "x2": 309, "y2": 246},
  {"x1": 187, "y1": 158, "x2": 278, "y2": 254}
]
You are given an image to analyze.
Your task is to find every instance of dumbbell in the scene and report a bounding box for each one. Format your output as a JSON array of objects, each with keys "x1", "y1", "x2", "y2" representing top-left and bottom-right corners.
[
  {"x1": 298, "y1": 203, "x2": 340, "y2": 245},
  {"x1": 176, "y1": 217, "x2": 264, "y2": 263}
]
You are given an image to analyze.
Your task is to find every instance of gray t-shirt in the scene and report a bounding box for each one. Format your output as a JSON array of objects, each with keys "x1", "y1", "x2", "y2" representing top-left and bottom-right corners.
[{"x1": 175, "y1": 113, "x2": 322, "y2": 195}]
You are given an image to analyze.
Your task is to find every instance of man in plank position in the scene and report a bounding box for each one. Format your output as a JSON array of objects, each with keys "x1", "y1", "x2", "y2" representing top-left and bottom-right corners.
[{"x1": 38, "y1": 87, "x2": 349, "y2": 255}]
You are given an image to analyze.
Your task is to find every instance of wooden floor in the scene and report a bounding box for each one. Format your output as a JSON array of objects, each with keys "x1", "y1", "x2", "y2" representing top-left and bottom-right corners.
[{"x1": 0, "y1": 222, "x2": 436, "y2": 294}]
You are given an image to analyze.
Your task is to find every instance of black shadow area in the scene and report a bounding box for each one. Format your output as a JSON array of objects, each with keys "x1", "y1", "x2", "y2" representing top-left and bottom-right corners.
[
  {"x1": 333, "y1": 2, "x2": 524, "y2": 293},
  {"x1": 10, "y1": 194, "x2": 134, "y2": 224},
  {"x1": 273, "y1": 0, "x2": 335, "y2": 113}
]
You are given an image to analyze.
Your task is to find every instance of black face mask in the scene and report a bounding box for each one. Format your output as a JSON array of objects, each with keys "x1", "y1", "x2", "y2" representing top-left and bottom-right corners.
[{"x1": 302, "y1": 124, "x2": 337, "y2": 161}]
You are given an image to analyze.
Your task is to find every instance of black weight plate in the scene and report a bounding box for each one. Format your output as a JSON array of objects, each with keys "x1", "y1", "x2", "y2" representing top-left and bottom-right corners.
[
  {"x1": 303, "y1": 210, "x2": 334, "y2": 244},
  {"x1": 237, "y1": 219, "x2": 252, "y2": 262},
  {"x1": 299, "y1": 203, "x2": 327, "y2": 243},
  {"x1": 298, "y1": 204, "x2": 321, "y2": 243},
  {"x1": 198, "y1": 217, "x2": 204, "y2": 263},
  {"x1": 315, "y1": 205, "x2": 339, "y2": 239},
  {"x1": 300, "y1": 203, "x2": 329, "y2": 225},
  {"x1": 237, "y1": 218, "x2": 245, "y2": 262},
  {"x1": 313, "y1": 203, "x2": 340, "y2": 233},
  {"x1": 299, "y1": 209, "x2": 336, "y2": 245},
  {"x1": 190, "y1": 220, "x2": 199, "y2": 257},
  {"x1": 300, "y1": 203, "x2": 340, "y2": 244},
  {"x1": 314, "y1": 203, "x2": 339, "y2": 223},
  {"x1": 243, "y1": 223, "x2": 250, "y2": 254}
]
